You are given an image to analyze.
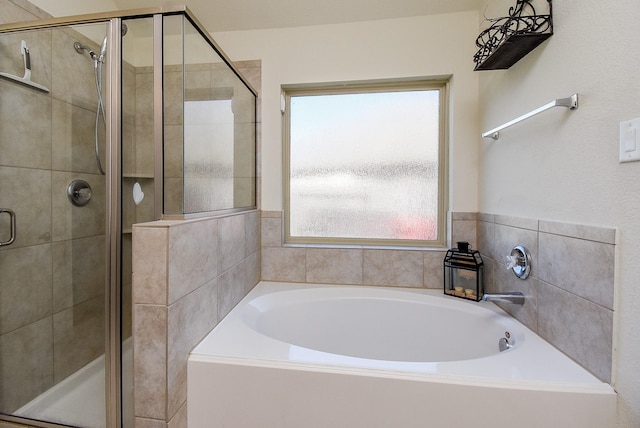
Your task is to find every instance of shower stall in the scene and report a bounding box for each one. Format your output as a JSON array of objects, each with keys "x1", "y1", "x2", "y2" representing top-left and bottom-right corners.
[{"x1": 0, "y1": 5, "x2": 257, "y2": 427}]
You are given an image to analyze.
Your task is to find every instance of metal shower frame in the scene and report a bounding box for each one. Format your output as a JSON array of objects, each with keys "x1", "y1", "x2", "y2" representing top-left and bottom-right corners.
[{"x1": 0, "y1": 6, "x2": 257, "y2": 427}]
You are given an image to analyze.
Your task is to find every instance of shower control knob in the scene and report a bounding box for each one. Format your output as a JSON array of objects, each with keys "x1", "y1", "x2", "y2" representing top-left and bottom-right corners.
[{"x1": 67, "y1": 179, "x2": 93, "y2": 207}]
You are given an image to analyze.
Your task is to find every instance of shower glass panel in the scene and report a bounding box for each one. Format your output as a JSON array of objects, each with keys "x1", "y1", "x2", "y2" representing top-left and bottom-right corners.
[
  {"x1": 1, "y1": 6, "x2": 257, "y2": 427},
  {"x1": 0, "y1": 22, "x2": 108, "y2": 427},
  {"x1": 163, "y1": 15, "x2": 256, "y2": 215}
]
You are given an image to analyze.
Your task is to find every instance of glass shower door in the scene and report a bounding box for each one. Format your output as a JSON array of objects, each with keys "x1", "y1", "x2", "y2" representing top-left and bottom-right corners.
[{"x1": 0, "y1": 22, "x2": 108, "y2": 427}]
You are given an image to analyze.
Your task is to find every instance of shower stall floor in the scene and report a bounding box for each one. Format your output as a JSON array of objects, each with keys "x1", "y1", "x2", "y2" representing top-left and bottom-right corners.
[{"x1": 14, "y1": 339, "x2": 132, "y2": 428}]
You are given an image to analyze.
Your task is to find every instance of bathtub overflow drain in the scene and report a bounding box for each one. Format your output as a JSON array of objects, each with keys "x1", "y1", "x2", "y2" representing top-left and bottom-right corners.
[
  {"x1": 499, "y1": 337, "x2": 511, "y2": 352},
  {"x1": 499, "y1": 331, "x2": 514, "y2": 352}
]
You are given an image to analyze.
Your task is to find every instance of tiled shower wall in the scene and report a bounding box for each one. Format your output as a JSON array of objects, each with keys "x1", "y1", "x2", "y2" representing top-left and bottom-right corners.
[
  {"x1": 262, "y1": 210, "x2": 615, "y2": 383},
  {"x1": 477, "y1": 213, "x2": 615, "y2": 383},
  {"x1": 132, "y1": 211, "x2": 261, "y2": 427},
  {"x1": 0, "y1": 0, "x2": 106, "y2": 412}
]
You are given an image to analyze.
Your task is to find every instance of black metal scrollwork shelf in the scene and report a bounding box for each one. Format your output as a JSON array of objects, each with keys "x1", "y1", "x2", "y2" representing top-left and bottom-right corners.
[{"x1": 474, "y1": 0, "x2": 553, "y2": 71}]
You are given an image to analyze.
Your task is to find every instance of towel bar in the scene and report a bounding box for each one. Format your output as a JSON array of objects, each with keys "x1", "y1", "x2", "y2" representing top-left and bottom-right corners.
[{"x1": 482, "y1": 93, "x2": 578, "y2": 140}]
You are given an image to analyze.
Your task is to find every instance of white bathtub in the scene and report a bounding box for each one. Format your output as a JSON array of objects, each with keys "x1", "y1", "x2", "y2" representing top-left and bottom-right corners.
[{"x1": 188, "y1": 281, "x2": 616, "y2": 428}]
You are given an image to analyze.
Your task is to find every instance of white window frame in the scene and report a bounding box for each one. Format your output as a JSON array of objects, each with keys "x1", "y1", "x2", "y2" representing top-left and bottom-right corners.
[{"x1": 282, "y1": 78, "x2": 449, "y2": 247}]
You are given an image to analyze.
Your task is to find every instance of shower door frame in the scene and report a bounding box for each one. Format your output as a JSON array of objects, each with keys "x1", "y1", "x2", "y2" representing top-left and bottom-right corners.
[
  {"x1": 0, "y1": 6, "x2": 258, "y2": 427},
  {"x1": 105, "y1": 17, "x2": 123, "y2": 428},
  {"x1": 0, "y1": 8, "x2": 168, "y2": 428}
]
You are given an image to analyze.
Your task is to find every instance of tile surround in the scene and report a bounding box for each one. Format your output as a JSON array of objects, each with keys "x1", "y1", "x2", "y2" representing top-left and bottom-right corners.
[
  {"x1": 168, "y1": 220, "x2": 218, "y2": 304},
  {"x1": 261, "y1": 246, "x2": 307, "y2": 282},
  {"x1": 0, "y1": 81, "x2": 52, "y2": 170},
  {"x1": 477, "y1": 214, "x2": 615, "y2": 383},
  {"x1": 538, "y1": 231, "x2": 614, "y2": 309},
  {"x1": 307, "y1": 248, "x2": 363, "y2": 284},
  {"x1": 218, "y1": 263, "x2": 246, "y2": 319},
  {"x1": 0, "y1": 166, "x2": 51, "y2": 249},
  {"x1": 537, "y1": 283, "x2": 613, "y2": 382},
  {"x1": 363, "y1": 250, "x2": 424, "y2": 287},
  {"x1": 52, "y1": 99, "x2": 103, "y2": 174},
  {"x1": 451, "y1": 212, "x2": 478, "y2": 251},
  {"x1": 424, "y1": 251, "x2": 447, "y2": 288},
  {"x1": 217, "y1": 215, "x2": 245, "y2": 273},
  {"x1": 134, "y1": 304, "x2": 168, "y2": 419},
  {"x1": 132, "y1": 54, "x2": 261, "y2": 425},
  {"x1": 167, "y1": 278, "x2": 218, "y2": 418},
  {"x1": 0, "y1": 244, "x2": 52, "y2": 335},
  {"x1": 244, "y1": 211, "x2": 261, "y2": 255},
  {"x1": 0, "y1": 317, "x2": 53, "y2": 412},
  {"x1": 52, "y1": 295, "x2": 104, "y2": 383},
  {"x1": 132, "y1": 227, "x2": 168, "y2": 305},
  {"x1": 260, "y1": 211, "x2": 469, "y2": 289},
  {"x1": 261, "y1": 211, "x2": 616, "y2": 383},
  {"x1": 133, "y1": 210, "x2": 260, "y2": 426}
]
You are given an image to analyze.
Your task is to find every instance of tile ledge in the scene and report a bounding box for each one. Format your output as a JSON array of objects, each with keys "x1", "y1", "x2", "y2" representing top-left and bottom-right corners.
[{"x1": 539, "y1": 220, "x2": 617, "y2": 244}]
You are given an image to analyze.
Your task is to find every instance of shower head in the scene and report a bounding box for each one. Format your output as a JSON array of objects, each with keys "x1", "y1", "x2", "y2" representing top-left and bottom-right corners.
[
  {"x1": 73, "y1": 41, "x2": 98, "y2": 61},
  {"x1": 74, "y1": 24, "x2": 128, "y2": 64}
]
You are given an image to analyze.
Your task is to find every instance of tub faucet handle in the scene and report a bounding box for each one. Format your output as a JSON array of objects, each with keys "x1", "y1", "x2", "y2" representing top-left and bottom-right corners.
[
  {"x1": 505, "y1": 245, "x2": 531, "y2": 279},
  {"x1": 505, "y1": 254, "x2": 518, "y2": 270}
]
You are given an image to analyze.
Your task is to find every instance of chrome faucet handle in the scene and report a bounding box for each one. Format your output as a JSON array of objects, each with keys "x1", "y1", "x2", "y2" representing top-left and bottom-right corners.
[
  {"x1": 505, "y1": 245, "x2": 531, "y2": 279},
  {"x1": 505, "y1": 254, "x2": 518, "y2": 270}
]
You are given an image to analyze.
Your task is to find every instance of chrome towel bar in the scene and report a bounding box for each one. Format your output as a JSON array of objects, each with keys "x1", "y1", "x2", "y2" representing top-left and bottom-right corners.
[{"x1": 482, "y1": 93, "x2": 578, "y2": 140}]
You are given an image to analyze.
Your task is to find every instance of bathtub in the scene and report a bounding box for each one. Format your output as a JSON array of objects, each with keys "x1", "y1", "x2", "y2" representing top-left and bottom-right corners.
[{"x1": 188, "y1": 281, "x2": 616, "y2": 428}]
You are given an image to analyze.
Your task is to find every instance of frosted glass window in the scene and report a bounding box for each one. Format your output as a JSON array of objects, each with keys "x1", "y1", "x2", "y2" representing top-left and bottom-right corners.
[{"x1": 285, "y1": 81, "x2": 447, "y2": 246}]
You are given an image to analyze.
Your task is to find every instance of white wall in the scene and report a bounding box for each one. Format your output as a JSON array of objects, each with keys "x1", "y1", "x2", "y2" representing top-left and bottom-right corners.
[
  {"x1": 215, "y1": 3, "x2": 640, "y2": 425},
  {"x1": 213, "y1": 12, "x2": 480, "y2": 214},
  {"x1": 477, "y1": 0, "x2": 640, "y2": 426}
]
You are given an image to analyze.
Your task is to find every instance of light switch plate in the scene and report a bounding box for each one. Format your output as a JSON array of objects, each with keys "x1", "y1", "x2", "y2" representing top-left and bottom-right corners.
[{"x1": 620, "y1": 118, "x2": 640, "y2": 163}]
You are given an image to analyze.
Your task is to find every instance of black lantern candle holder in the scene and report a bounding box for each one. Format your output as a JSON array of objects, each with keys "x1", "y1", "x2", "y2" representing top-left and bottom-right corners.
[{"x1": 443, "y1": 242, "x2": 484, "y2": 301}]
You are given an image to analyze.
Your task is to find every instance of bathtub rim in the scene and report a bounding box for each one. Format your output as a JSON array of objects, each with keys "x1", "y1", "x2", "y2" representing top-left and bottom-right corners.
[
  {"x1": 190, "y1": 281, "x2": 615, "y2": 395},
  {"x1": 243, "y1": 282, "x2": 527, "y2": 362},
  {"x1": 188, "y1": 353, "x2": 614, "y2": 395}
]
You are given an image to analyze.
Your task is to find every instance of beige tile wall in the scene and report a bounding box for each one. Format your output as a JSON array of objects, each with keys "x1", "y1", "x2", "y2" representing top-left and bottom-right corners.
[
  {"x1": 260, "y1": 210, "x2": 452, "y2": 289},
  {"x1": 478, "y1": 213, "x2": 615, "y2": 383},
  {"x1": 132, "y1": 58, "x2": 261, "y2": 427},
  {"x1": 263, "y1": 210, "x2": 616, "y2": 383},
  {"x1": 132, "y1": 210, "x2": 261, "y2": 427}
]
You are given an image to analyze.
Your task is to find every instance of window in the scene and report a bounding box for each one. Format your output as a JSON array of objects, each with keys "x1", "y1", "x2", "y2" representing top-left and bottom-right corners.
[{"x1": 283, "y1": 79, "x2": 448, "y2": 247}]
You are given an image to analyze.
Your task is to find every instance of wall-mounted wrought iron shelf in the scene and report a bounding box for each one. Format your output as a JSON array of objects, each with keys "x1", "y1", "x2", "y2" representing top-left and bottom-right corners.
[{"x1": 474, "y1": 0, "x2": 553, "y2": 71}]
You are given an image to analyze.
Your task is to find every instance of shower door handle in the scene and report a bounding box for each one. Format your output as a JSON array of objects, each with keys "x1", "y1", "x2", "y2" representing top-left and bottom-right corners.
[{"x1": 0, "y1": 209, "x2": 16, "y2": 247}]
